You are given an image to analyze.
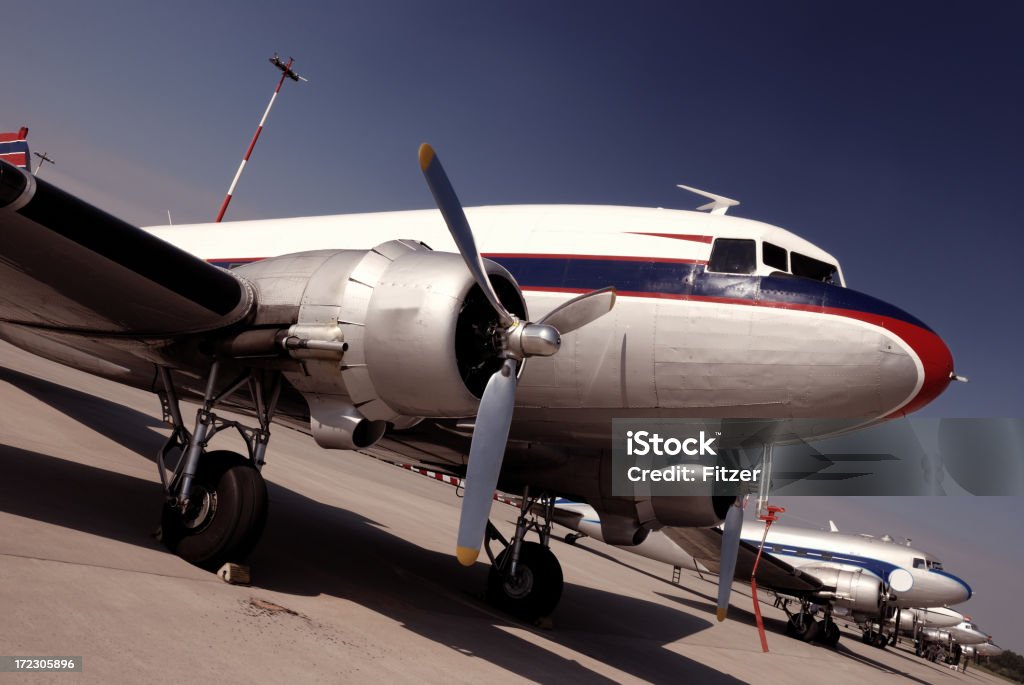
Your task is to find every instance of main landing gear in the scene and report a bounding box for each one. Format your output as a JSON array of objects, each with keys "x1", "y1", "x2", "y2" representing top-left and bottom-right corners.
[
  {"x1": 781, "y1": 600, "x2": 841, "y2": 647},
  {"x1": 483, "y1": 488, "x2": 564, "y2": 622},
  {"x1": 861, "y1": 625, "x2": 891, "y2": 649},
  {"x1": 861, "y1": 592, "x2": 896, "y2": 649},
  {"x1": 155, "y1": 363, "x2": 281, "y2": 571}
]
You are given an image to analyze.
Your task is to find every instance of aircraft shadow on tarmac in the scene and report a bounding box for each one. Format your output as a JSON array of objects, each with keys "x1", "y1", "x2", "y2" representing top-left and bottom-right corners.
[{"x1": 0, "y1": 366, "x2": 744, "y2": 684}]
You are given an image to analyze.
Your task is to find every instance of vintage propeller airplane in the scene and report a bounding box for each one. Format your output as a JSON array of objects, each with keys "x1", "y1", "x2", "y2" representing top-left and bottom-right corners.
[{"x1": 0, "y1": 144, "x2": 957, "y2": 620}]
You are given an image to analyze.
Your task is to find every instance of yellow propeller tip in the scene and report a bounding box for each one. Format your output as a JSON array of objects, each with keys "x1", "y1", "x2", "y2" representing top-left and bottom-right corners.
[
  {"x1": 456, "y1": 546, "x2": 479, "y2": 567},
  {"x1": 418, "y1": 143, "x2": 435, "y2": 171},
  {"x1": 716, "y1": 607, "x2": 728, "y2": 622}
]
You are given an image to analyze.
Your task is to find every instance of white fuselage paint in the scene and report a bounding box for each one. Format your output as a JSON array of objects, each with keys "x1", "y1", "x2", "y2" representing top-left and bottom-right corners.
[
  {"x1": 550, "y1": 499, "x2": 708, "y2": 571},
  {"x1": 549, "y1": 500, "x2": 971, "y2": 611},
  {"x1": 741, "y1": 523, "x2": 972, "y2": 609},
  {"x1": 146, "y1": 204, "x2": 948, "y2": 445}
]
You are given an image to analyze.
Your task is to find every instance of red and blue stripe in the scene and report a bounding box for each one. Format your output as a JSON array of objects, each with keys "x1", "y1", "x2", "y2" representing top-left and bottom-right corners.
[{"x1": 210, "y1": 251, "x2": 953, "y2": 415}]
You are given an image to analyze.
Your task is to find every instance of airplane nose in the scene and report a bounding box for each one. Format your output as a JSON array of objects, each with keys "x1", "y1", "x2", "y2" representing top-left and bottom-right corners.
[
  {"x1": 825, "y1": 286, "x2": 955, "y2": 417},
  {"x1": 933, "y1": 569, "x2": 973, "y2": 604},
  {"x1": 890, "y1": 314, "x2": 954, "y2": 417}
]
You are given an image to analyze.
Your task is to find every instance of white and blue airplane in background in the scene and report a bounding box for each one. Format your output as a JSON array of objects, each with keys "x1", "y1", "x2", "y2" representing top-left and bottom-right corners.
[
  {"x1": 0, "y1": 142, "x2": 961, "y2": 622},
  {"x1": 400, "y1": 466, "x2": 971, "y2": 648},
  {"x1": 551, "y1": 500, "x2": 971, "y2": 647}
]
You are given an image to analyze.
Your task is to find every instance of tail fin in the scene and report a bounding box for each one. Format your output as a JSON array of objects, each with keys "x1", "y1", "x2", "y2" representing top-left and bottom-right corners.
[{"x1": 0, "y1": 127, "x2": 31, "y2": 170}]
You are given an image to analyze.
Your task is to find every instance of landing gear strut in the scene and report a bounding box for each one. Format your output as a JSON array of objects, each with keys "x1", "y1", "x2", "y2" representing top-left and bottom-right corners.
[
  {"x1": 156, "y1": 362, "x2": 280, "y2": 571},
  {"x1": 861, "y1": 591, "x2": 894, "y2": 649},
  {"x1": 818, "y1": 604, "x2": 841, "y2": 647},
  {"x1": 779, "y1": 598, "x2": 843, "y2": 646},
  {"x1": 484, "y1": 487, "x2": 564, "y2": 621},
  {"x1": 861, "y1": 622, "x2": 890, "y2": 649},
  {"x1": 782, "y1": 599, "x2": 820, "y2": 642}
]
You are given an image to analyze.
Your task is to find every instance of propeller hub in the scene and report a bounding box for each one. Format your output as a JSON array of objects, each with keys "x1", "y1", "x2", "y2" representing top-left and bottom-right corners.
[{"x1": 507, "y1": 322, "x2": 561, "y2": 359}]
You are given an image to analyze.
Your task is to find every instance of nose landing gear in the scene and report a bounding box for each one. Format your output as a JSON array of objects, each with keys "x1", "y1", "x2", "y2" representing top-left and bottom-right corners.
[{"x1": 483, "y1": 488, "x2": 564, "y2": 622}]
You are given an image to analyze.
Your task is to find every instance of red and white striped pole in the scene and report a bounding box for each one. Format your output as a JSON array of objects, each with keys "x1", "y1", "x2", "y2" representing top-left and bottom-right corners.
[{"x1": 215, "y1": 55, "x2": 306, "y2": 222}]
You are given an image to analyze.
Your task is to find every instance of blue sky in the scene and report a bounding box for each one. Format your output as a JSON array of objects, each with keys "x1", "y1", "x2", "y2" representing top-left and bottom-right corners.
[{"x1": 5, "y1": 0, "x2": 1023, "y2": 651}]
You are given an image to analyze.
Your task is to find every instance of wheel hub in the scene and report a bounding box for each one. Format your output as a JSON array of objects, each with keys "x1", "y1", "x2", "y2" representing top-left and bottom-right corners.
[
  {"x1": 181, "y1": 485, "x2": 217, "y2": 532},
  {"x1": 503, "y1": 565, "x2": 535, "y2": 599}
]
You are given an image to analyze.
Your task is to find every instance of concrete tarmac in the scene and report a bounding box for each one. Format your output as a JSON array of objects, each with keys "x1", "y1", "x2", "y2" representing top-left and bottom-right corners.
[{"x1": 0, "y1": 341, "x2": 1001, "y2": 684}]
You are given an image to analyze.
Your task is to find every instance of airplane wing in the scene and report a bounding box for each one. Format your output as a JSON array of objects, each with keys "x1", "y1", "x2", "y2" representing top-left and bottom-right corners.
[
  {"x1": 661, "y1": 526, "x2": 823, "y2": 595},
  {"x1": 0, "y1": 160, "x2": 253, "y2": 338}
]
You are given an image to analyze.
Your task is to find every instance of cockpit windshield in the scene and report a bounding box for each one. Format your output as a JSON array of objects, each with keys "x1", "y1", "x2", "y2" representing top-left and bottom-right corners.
[
  {"x1": 790, "y1": 252, "x2": 839, "y2": 284},
  {"x1": 711, "y1": 237, "x2": 842, "y2": 285}
]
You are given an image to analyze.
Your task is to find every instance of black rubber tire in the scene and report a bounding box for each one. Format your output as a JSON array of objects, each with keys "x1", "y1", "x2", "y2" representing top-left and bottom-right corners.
[
  {"x1": 161, "y1": 451, "x2": 268, "y2": 571},
  {"x1": 786, "y1": 613, "x2": 819, "y2": 642},
  {"x1": 872, "y1": 631, "x2": 889, "y2": 649},
  {"x1": 486, "y1": 541, "x2": 564, "y2": 621},
  {"x1": 818, "y1": 619, "x2": 841, "y2": 647}
]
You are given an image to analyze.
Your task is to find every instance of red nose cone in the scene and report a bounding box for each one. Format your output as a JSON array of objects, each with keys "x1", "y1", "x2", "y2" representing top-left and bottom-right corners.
[{"x1": 889, "y1": 323, "x2": 954, "y2": 417}]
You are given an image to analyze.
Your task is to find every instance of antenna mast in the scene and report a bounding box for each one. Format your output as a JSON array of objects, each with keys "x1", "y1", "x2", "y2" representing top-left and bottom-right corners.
[
  {"x1": 214, "y1": 54, "x2": 307, "y2": 222},
  {"x1": 33, "y1": 151, "x2": 55, "y2": 176}
]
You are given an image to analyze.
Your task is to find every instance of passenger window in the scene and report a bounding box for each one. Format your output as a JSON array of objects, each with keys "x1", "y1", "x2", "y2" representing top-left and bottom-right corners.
[
  {"x1": 708, "y1": 239, "x2": 756, "y2": 274},
  {"x1": 791, "y1": 252, "x2": 838, "y2": 283},
  {"x1": 762, "y1": 242, "x2": 788, "y2": 271}
]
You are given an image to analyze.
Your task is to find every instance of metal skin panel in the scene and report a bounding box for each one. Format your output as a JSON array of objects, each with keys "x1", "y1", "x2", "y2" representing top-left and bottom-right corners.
[
  {"x1": 660, "y1": 525, "x2": 823, "y2": 594},
  {"x1": 799, "y1": 565, "x2": 883, "y2": 614},
  {"x1": 0, "y1": 185, "x2": 958, "y2": 540},
  {"x1": 929, "y1": 622, "x2": 991, "y2": 643},
  {"x1": 897, "y1": 607, "x2": 963, "y2": 631},
  {"x1": 0, "y1": 161, "x2": 253, "y2": 336},
  {"x1": 233, "y1": 250, "x2": 341, "y2": 326},
  {"x1": 179, "y1": 204, "x2": 951, "y2": 441},
  {"x1": 363, "y1": 250, "x2": 484, "y2": 418},
  {"x1": 744, "y1": 522, "x2": 972, "y2": 609},
  {"x1": 232, "y1": 242, "x2": 528, "y2": 433}
]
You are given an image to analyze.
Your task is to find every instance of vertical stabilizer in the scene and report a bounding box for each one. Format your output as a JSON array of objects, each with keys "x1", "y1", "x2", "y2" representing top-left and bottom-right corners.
[{"x1": 0, "y1": 127, "x2": 30, "y2": 170}]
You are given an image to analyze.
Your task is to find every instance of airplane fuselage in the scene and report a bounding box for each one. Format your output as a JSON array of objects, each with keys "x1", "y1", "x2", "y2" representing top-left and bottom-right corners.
[
  {"x1": 747, "y1": 523, "x2": 972, "y2": 610},
  {"x1": 146, "y1": 204, "x2": 954, "y2": 450}
]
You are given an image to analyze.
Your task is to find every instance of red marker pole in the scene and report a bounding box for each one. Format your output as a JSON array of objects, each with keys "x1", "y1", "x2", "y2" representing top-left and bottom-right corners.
[
  {"x1": 751, "y1": 505, "x2": 785, "y2": 653},
  {"x1": 215, "y1": 55, "x2": 305, "y2": 222}
]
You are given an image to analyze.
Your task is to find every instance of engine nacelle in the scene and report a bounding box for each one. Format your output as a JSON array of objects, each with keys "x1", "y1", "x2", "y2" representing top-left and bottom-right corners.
[
  {"x1": 806, "y1": 566, "x2": 884, "y2": 614},
  {"x1": 920, "y1": 627, "x2": 951, "y2": 643},
  {"x1": 641, "y1": 495, "x2": 735, "y2": 528},
  {"x1": 234, "y1": 240, "x2": 526, "y2": 448}
]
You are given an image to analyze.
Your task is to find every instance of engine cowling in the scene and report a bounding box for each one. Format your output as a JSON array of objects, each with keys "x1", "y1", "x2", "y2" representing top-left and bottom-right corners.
[
  {"x1": 642, "y1": 495, "x2": 736, "y2": 528},
  {"x1": 234, "y1": 240, "x2": 526, "y2": 448},
  {"x1": 805, "y1": 566, "x2": 884, "y2": 614}
]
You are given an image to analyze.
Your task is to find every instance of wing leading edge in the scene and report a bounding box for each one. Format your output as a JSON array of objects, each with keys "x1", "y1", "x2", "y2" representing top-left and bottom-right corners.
[{"x1": 0, "y1": 160, "x2": 252, "y2": 337}]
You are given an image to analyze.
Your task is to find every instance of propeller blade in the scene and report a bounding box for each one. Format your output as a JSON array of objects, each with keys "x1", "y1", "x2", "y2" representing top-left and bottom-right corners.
[
  {"x1": 456, "y1": 358, "x2": 518, "y2": 566},
  {"x1": 537, "y1": 286, "x2": 617, "y2": 334},
  {"x1": 419, "y1": 143, "x2": 514, "y2": 327},
  {"x1": 717, "y1": 504, "x2": 744, "y2": 621}
]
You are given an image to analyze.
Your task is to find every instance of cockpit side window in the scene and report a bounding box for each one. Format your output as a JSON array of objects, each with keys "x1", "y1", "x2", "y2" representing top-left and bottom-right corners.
[
  {"x1": 926, "y1": 559, "x2": 944, "y2": 570},
  {"x1": 708, "y1": 238, "x2": 756, "y2": 274},
  {"x1": 762, "y1": 242, "x2": 788, "y2": 272},
  {"x1": 913, "y1": 557, "x2": 926, "y2": 569},
  {"x1": 791, "y1": 252, "x2": 838, "y2": 284}
]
